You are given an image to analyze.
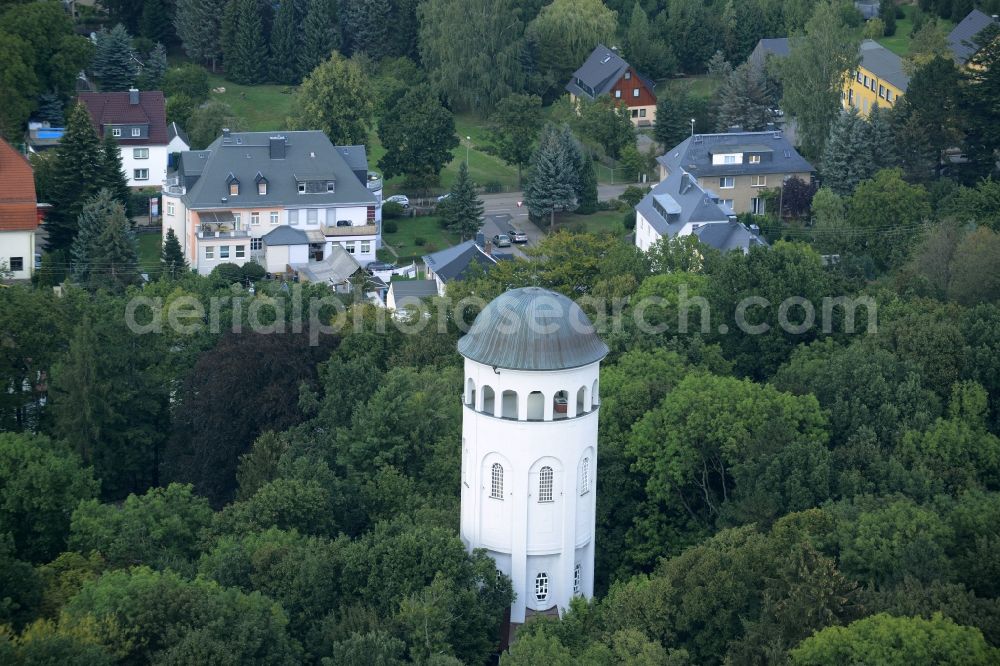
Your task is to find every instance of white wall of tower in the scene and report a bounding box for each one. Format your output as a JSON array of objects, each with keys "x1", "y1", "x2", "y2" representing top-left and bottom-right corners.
[{"x1": 459, "y1": 357, "x2": 600, "y2": 624}]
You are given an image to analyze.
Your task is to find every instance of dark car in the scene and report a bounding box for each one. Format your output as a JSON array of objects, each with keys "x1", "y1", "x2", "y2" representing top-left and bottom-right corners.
[
  {"x1": 492, "y1": 234, "x2": 511, "y2": 248},
  {"x1": 508, "y1": 228, "x2": 528, "y2": 243},
  {"x1": 367, "y1": 261, "x2": 397, "y2": 272}
]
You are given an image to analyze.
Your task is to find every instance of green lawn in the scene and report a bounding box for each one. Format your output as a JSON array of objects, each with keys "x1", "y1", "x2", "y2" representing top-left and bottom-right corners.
[
  {"x1": 872, "y1": 6, "x2": 955, "y2": 56},
  {"x1": 549, "y1": 210, "x2": 628, "y2": 236},
  {"x1": 137, "y1": 233, "x2": 161, "y2": 274},
  {"x1": 206, "y1": 74, "x2": 297, "y2": 132},
  {"x1": 382, "y1": 216, "x2": 460, "y2": 263}
]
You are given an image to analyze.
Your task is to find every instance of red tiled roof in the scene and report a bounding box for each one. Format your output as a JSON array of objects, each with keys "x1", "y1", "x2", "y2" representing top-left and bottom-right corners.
[
  {"x1": 0, "y1": 139, "x2": 38, "y2": 232},
  {"x1": 77, "y1": 90, "x2": 169, "y2": 145}
]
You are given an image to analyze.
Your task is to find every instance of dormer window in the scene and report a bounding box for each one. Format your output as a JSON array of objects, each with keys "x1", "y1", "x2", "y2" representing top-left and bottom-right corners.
[
  {"x1": 255, "y1": 172, "x2": 268, "y2": 195},
  {"x1": 327, "y1": 181, "x2": 335, "y2": 193},
  {"x1": 131, "y1": 127, "x2": 141, "y2": 137},
  {"x1": 749, "y1": 154, "x2": 761, "y2": 164},
  {"x1": 298, "y1": 182, "x2": 306, "y2": 193},
  {"x1": 227, "y1": 173, "x2": 240, "y2": 196},
  {"x1": 111, "y1": 128, "x2": 121, "y2": 137}
]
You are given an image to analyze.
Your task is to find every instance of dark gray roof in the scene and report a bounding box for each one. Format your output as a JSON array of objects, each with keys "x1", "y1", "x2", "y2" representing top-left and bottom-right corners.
[
  {"x1": 389, "y1": 279, "x2": 439, "y2": 299},
  {"x1": 694, "y1": 221, "x2": 768, "y2": 252},
  {"x1": 167, "y1": 121, "x2": 189, "y2": 148},
  {"x1": 262, "y1": 226, "x2": 309, "y2": 246},
  {"x1": 859, "y1": 39, "x2": 909, "y2": 91},
  {"x1": 423, "y1": 240, "x2": 497, "y2": 282},
  {"x1": 336, "y1": 145, "x2": 368, "y2": 173},
  {"x1": 565, "y1": 44, "x2": 630, "y2": 100},
  {"x1": 948, "y1": 9, "x2": 998, "y2": 64},
  {"x1": 457, "y1": 287, "x2": 609, "y2": 371},
  {"x1": 748, "y1": 38, "x2": 790, "y2": 69},
  {"x1": 291, "y1": 244, "x2": 360, "y2": 283},
  {"x1": 174, "y1": 131, "x2": 377, "y2": 210},
  {"x1": 657, "y1": 129, "x2": 814, "y2": 178}
]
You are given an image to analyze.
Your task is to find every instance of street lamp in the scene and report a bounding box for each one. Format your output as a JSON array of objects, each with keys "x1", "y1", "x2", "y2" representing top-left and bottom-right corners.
[
  {"x1": 466, "y1": 136, "x2": 472, "y2": 166},
  {"x1": 690, "y1": 118, "x2": 696, "y2": 136}
]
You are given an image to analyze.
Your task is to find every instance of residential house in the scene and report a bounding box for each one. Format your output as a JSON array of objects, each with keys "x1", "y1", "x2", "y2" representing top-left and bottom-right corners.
[
  {"x1": 565, "y1": 44, "x2": 657, "y2": 127},
  {"x1": 386, "y1": 279, "x2": 439, "y2": 310},
  {"x1": 948, "y1": 9, "x2": 999, "y2": 66},
  {"x1": 77, "y1": 88, "x2": 169, "y2": 187},
  {"x1": 842, "y1": 40, "x2": 908, "y2": 115},
  {"x1": 25, "y1": 122, "x2": 64, "y2": 153},
  {"x1": 422, "y1": 237, "x2": 505, "y2": 296},
  {"x1": 291, "y1": 243, "x2": 361, "y2": 293},
  {"x1": 655, "y1": 127, "x2": 814, "y2": 216},
  {"x1": 162, "y1": 130, "x2": 382, "y2": 275},
  {"x1": 0, "y1": 139, "x2": 40, "y2": 280},
  {"x1": 634, "y1": 168, "x2": 767, "y2": 254},
  {"x1": 748, "y1": 37, "x2": 790, "y2": 71}
]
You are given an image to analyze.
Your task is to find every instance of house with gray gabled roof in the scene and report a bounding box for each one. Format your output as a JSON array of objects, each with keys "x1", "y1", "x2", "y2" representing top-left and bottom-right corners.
[
  {"x1": 566, "y1": 44, "x2": 658, "y2": 127},
  {"x1": 386, "y1": 279, "x2": 440, "y2": 310},
  {"x1": 422, "y1": 238, "x2": 504, "y2": 296},
  {"x1": 748, "y1": 38, "x2": 790, "y2": 71},
  {"x1": 948, "y1": 9, "x2": 999, "y2": 65},
  {"x1": 635, "y1": 168, "x2": 767, "y2": 255},
  {"x1": 656, "y1": 127, "x2": 813, "y2": 216},
  {"x1": 162, "y1": 130, "x2": 384, "y2": 276},
  {"x1": 167, "y1": 122, "x2": 190, "y2": 154}
]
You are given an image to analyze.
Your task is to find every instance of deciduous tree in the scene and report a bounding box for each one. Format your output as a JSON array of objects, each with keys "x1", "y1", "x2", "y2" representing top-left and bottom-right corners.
[
  {"x1": 525, "y1": 0, "x2": 617, "y2": 100},
  {"x1": 490, "y1": 93, "x2": 543, "y2": 187},
  {"x1": 377, "y1": 84, "x2": 458, "y2": 191},
  {"x1": 292, "y1": 52, "x2": 374, "y2": 146}
]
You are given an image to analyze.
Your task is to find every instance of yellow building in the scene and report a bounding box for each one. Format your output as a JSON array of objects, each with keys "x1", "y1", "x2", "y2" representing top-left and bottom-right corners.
[{"x1": 842, "y1": 40, "x2": 909, "y2": 116}]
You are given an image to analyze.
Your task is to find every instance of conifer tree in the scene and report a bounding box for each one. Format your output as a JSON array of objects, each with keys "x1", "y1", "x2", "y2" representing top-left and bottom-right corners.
[
  {"x1": 716, "y1": 61, "x2": 774, "y2": 132},
  {"x1": 525, "y1": 123, "x2": 578, "y2": 229},
  {"x1": 342, "y1": 0, "x2": 390, "y2": 60},
  {"x1": 821, "y1": 108, "x2": 871, "y2": 195},
  {"x1": 299, "y1": 0, "x2": 340, "y2": 76},
  {"x1": 269, "y1": 0, "x2": 301, "y2": 84},
  {"x1": 653, "y1": 93, "x2": 694, "y2": 150},
  {"x1": 93, "y1": 24, "x2": 138, "y2": 91},
  {"x1": 625, "y1": 1, "x2": 676, "y2": 79},
  {"x1": 70, "y1": 189, "x2": 117, "y2": 285},
  {"x1": 175, "y1": 0, "x2": 226, "y2": 70},
  {"x1": 225, "y1": 0, "x2": 268, "y2": 84},
  {"x1": 575, "y1": 148, "x2": 599, "y2": 214},
  {"x1": 90, "y1": 204, "x2": 140, "y2": 292},
  {"x1": 866, "y1": 104, "x2": 898, "y2": 172},
  {"x1": 161, "y1": 228, "x2": 188, "y2": 279},
  {"x1": 45, "y1": 103, "x2": 105, "y2": 251},
  {"x1": 441, "y1": 162, "x2": 484, "y2": 240},
  {"x1": 140, "y1": 43, "x2": 168, "y2": 89},
  {"x1": 99, "y1": 132, "x2": 131, "y2": 214},
  {"x1": 140, "y1": 0, "x2": 171, "y2": 44},
  {"x1": 36, "y1": 92, "x2": 64, "y2": 125}
]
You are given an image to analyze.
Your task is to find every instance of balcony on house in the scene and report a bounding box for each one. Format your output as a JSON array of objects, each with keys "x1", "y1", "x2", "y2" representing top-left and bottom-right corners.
[
  {"x1": 164, "y1": 176, "x2": 185, "y2": 195},
  {"x1": 323, "y1": 220, "x2": 378, "y2": 237},
  {"x1": 196, "y1": 211, "x2": 250, "y2": 239},
  {"x1": 367, "y1": 171, "x2": 383, "y2": 193}
]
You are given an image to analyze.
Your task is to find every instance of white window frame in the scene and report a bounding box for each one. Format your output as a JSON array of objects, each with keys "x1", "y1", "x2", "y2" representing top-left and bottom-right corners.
[
  {"x1": 289, "y1": 209, "x2": 299, "y2": 225},
  {"x1": 491, "y1": 463, "x2": 503, "y2": 499},
  {"x1": 573, "y1": 563, "x2": 581, "y2": 594},
  {"x1": 219, "y1": 245, "x2": 230, "y2": 259},
  {"x1": 133, "y1": 148, "x2": 148, "y2": 159},
  {"x1": 258, "y1": 182, "x2": 267, "y2": 195},
  {"x1": 230, "y1": 182, "x2": 239, "y2": 196},
  {"x1": 133, "y1": 168, "x2": 149, "y2": 181},
  {"x1": 205, "y1": 246, "x2": 214, "y2": 259},
  {"x1": 297, "y1": 182, "x2": 306, "y2": 193},
  {"x1": 307, "y1": 208, "x2": 318, "y2": 225},
  {"x1": 632, "y1": 88, "x2": 640, "y2": 98},
  {"x1": 251, "y1": 238, "x2": 263, "y2": 251},
  {"x1": 724, "y1": 155, "x2": 736, "y2": 164},
  {"x1": 720, "y1": 176, "x2": 735, "y2": 189},
  {"x1": 235, "y1": 245, "x2": 245, "y2": 258},
  {"x1": 250, "y1": 212, "x2": 260, "y2": 226},
  {"x1": 166, "y1": 201, "x2": 175, "y2": 216},
  {"x1": 233, "y1": 213, "x2": 241, "y2": 228},
  {"x1": 360, "y1": 240, "x2": 371, "y2": 254},
  {"x1": 722, "y1": 199, "x2": 735, "y2": 210},
  {"x1": 131, "y1": 127, "x2": 141, "y2": 137},
  {"x1": 111, "y1": 127, "x2": 121, "y2": 137},
  {"x1": 270, "y1": 211, "x2": 279, "y2": 225},
  {"x1": 751, "y1": 175, "x2": 767, "y2": 187},
  {"x1": 639, "y1": 108, "x2": 646, "y2": 117},
  {"x1": 624, "y1": 71, "x2": 631, "y2": 80},
  {"x1": 345, "y1": 241, "x2": 355, "y2": 254},
  {"x1": 749, "y1": 154, "x2": 761, "y2": 164},
  {"x1": 614, "y1": 90, "x2": 621, "y2": 98},
  {"x1": 535, "y1": 572, "x2": 549, "y2": 602},
  {"x1": 538, "y1": 466, "x2": 553, "y2": 502},
  {"x1": 9, "y1": 257, "x2": 23, "y2": 272},
  {"x1": 752, "y1": 197, "x2": 766, "y2": 215}
]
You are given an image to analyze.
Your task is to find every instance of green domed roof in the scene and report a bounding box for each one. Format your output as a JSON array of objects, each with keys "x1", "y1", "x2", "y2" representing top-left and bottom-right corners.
[{"x1": 457, "y1": 287, "x2": 609, "y2": 371}]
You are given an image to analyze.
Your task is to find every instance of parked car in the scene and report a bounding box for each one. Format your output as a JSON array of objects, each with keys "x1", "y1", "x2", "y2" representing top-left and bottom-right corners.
[
  {"x1": 508, "y1": 228, "x2": 528, "y2": 243},
  {"x1": 385, "y1": 194, "x2": 410, "y2": 208},
  {"x1": 367, "y1": 261, "x2": 397, "y2": 273},
  {"x1": 492, "y1": 233, "x2": 511, "y2": 248},
  {"x1": 436, "y1": 193, "x2": 451, "y2": 203}
]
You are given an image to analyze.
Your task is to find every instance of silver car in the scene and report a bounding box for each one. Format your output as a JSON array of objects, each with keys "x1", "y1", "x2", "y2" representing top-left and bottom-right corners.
[
  {"x1": 492, "y1": 234, "x2": 511, "y2": 248},
  {"x1": 508, "y1": 228, "x2": 528, "y2": 243},
  {"x1": 385, "y1": 194, "x2": 409, "y2": 208}
]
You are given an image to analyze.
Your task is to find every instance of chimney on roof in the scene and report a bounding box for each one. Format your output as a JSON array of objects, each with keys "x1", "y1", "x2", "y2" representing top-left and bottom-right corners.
[
  {"x1": 483, "y1": 240, "x2": 493, "y2": 257},
  {"x1": 269, "y1": 136, "x2": 286, "y2": 160},
  {"x1": 128, "y1": 88, "x2": 139, "y2": 105},
  {"x1": 222, "y1": 128, "x2": 230, "y2": 138},
  {"x1": 475, "y1": 231, "x2": 485, "y2": 248}
]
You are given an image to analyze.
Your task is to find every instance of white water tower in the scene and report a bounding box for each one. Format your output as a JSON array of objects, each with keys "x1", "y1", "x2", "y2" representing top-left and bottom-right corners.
[{"x1": 457, "y1": 286, "x2": 608, "y2": 627}]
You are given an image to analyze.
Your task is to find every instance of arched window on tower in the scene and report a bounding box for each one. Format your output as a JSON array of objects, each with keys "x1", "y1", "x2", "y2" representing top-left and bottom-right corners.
[
  {"x1": 490, "y1": 462, "x2": 504, "y2": 499},
  {"x1": 538, "y1": 466, "x2": 553, "y2": 502},
  {"x1": 466, "y1": 378, "x2": 476, "y2": 406},
  {"x1": 591, "y1": 379, "x2": 600, "y2": 409},
  {"x1": 527, "y1": 391, "x2": 544, "y2": 421},
  {"x1": 580, "y1": 457, "x2": 591, "y2": 495},
  {"x1": 535, "y1": 572, "x2": 549, "y2": 602}
]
